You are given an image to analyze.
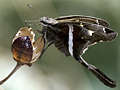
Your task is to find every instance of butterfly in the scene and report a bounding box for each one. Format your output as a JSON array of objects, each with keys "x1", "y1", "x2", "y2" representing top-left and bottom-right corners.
[{"x1": 30, "y1": 15, "x2": 117, "y2": 88}]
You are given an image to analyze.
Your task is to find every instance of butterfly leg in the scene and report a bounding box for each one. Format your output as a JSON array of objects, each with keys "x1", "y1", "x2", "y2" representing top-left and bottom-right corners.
[
  {"x1": 39, "y1": 41, "x2": 54, "y2": 59},
  {"x1": 73, "y1": 52, "x2": 116, "y2": 88}
]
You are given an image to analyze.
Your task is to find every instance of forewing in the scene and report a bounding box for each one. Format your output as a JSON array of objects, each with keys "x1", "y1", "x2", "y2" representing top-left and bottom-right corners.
[{"x1": 55, "y1": 15, "x2": 109, "y2": 27}]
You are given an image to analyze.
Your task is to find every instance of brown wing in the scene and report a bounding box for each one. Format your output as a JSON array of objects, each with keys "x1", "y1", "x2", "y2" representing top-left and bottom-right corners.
[{"x1": 55, "y1": 15, "x2": 109, "y2": 27}]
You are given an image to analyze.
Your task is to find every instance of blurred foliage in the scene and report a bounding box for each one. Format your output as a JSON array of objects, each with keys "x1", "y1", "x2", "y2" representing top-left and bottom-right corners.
[{"x1": 0, "y1": 0, "x2": 119, "y2": 90}]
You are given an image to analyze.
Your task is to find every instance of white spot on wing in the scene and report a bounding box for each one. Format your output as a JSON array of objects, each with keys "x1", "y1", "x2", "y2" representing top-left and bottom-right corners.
[
  {"x1": 103, "y1": 27, "x2": 106, "y2": 33},
  {"x1": 96, "y1": 19, "x2": 99, "y2": 25},
  {"x1": 100, "y1": 40, "x2": 103, "y2": 42},
  {"x1": 88, "y1": 30, "x2": 94, "y2": 36},
  {"x1": 80, "y1": 23, "x2": 84, "y2": 27},
  {"x1": 68, "y1": 24, "x2": 74, "y2": 56}
]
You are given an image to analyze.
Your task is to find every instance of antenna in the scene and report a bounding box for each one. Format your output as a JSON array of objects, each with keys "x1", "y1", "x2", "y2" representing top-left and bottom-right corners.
[
  {"x1": 27, "y1": 4, "x2": 43, "y2": 17},
  {"x1": 25, "y1": 4, "x2": 43, "y2": 26}
]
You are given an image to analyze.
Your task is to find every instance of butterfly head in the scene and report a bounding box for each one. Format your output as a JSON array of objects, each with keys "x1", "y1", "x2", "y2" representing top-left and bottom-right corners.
[{"x1": 40, "y1": 17, "x2": 58, "y2": 26}]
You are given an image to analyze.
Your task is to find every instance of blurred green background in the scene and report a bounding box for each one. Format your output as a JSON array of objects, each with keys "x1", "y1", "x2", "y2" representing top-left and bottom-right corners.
[{"x1": 0, "y1": 0, "x2": 119, "y2": 90}]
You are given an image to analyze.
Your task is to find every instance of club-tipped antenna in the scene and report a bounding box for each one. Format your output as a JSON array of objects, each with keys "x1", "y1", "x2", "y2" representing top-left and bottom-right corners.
[{"x1": 27, "y1": 4, "x2": 43, "y2": 17}]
